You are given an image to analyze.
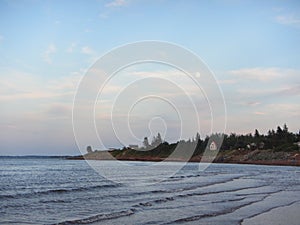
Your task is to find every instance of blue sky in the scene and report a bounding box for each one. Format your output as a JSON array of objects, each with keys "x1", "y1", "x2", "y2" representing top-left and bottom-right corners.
[{"x1": 0, "y1": 0, "x2": 300, "y2": 155}]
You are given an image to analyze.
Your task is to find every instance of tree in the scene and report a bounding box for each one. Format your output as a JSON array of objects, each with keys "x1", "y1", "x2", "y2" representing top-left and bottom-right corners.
[
  {"x1": 267, "y1": 129, "x2": 272, "y2": 136},
  {"x1": 151, "y1": 133, "x2": 163, "y2": 147},
  {"x1": 254, "y1": 129, "x2": 260, "y2": 138},
  {"x1": 86, "y1": 146, "x2": 93, "y2": 153},
  {"x1": 276, "y1": 126, "x2": 283, "y2": 135},
  {"x1": 195, "y1": 132, "x2": 200, "y2": 142},
  {"x1": 157, "y1": 133, "x2": 162, "y2": 144},
  {"x1": 143, "y1": 137, "x2": 150, "y2": 148},
  {"x1": 283, "y1": 123, "x2": 288, "y2": 133}
]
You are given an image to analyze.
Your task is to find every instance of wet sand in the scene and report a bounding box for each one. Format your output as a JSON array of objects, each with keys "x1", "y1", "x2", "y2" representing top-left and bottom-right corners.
[{"x1": 242, "y1": 201, "x2": 300, "y2": 225}]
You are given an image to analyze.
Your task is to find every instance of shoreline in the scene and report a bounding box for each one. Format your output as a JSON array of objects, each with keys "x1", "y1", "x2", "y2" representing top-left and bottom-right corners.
[{"x1": 67, "y1": 155, "x2": 300, "y2": 167}]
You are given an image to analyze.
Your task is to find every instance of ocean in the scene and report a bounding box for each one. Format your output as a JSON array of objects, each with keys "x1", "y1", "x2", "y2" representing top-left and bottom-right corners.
[{"x1": 0, "y1": 157, "x2": 299, "y2": 225}]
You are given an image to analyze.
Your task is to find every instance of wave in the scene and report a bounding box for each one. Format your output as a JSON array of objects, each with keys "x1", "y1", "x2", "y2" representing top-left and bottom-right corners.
[
  {"x1": 134, "y1": 184, "x2": 269, "y2": 211},
  {"x1": 176, "y1": 184, "x2": 269, "y2": 199},
  {"x1": 101, "y1": 175, "x2": 247, "y2": 202},
  {"x1": 39, "y1": 199, "x2": 72, "y2": 204},
  {"x1": 0, "y1": 183, "x2": 120, "y2": 199},
  {"x1": 166, "y1": 195, "x2": 271, "y2": 224},
  {"x1": 134, "y1": 196, "x2": 175, "y2": 208},
  {"x1": 160, "y1": 176, "x2": 244, "y2": 194},
  {"x1": 53, "y1": 209, "x2": 136, "y2": 225}
]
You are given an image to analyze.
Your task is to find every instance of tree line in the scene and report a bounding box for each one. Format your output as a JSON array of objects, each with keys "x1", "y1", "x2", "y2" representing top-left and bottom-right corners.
[
  {"x1": 86, "y1": 124, "x2": 299, "y2": 155},
  {"x1": 141, "y1": 124, "x2": 300, "y2": 155},
  {"x1": 221, "y1": 124, "x2": 299, "y2": 152}
]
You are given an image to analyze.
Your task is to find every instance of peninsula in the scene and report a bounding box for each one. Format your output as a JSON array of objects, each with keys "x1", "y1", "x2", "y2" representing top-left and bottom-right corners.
[{"x1": 70, "y1": 124, "x2": 300, "y2": 166}]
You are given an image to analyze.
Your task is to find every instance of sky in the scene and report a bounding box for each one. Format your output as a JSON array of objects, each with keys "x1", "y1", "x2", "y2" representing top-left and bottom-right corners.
[{"x1": 0, "y1": 0, "x2": 300, "y2": 155}]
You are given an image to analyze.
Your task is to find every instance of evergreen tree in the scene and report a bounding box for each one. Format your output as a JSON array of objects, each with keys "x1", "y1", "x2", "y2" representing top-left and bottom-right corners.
[
  {"x1": 195, "y1": 132, "x2": 200, "y2": 142},
  {"x1": 157, "y1": 133, "x2": 162, "y2": 144},
  {"x1": 283, "y1": 123, "x2": 288, "y2": 133},
  {"x1": 86, "y1": 146, "x2": 93, "y2": 153},
  {"x1": 143, "y1": 137, "x2": 150, "y2": 148},
  {"x1": 151, "y1": 133, "x2": 163, "y2": 147},
  {"x1": 277, "y1": 126, "x2": 283, "y2": 135},
  {"x1": 254, "y1": 129, "x2": 260, "y2": 138}
]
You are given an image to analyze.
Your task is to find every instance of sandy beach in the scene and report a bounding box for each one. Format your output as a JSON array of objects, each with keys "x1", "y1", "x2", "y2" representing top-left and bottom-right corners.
[{"x1": 242, "y1": 201, "x2": 300, "y2": 225}]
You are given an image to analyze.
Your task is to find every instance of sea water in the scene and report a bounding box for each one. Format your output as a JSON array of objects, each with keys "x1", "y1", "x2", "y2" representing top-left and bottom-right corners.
[{"x1": 0, "y1": 157, "x2": 299, "y2": 225}]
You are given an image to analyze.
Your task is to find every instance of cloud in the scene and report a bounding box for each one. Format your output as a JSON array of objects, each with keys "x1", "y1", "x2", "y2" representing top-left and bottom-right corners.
[
  {"x1": 247, "y1": 101, "x2": 261, "y2": 107},
  {"x1": 279, "y1": 84, "x2": 300, "y2": 96},
  {"x1": 229, "y1": 67, "x2": 298, "y2": 82},
  {"x1": 0, "y1": 35, "x2": 4, "y2": 42},
  {"x1": 44, "y1": 103, "x2": 72, "y2": 119},
  {"x1": 254, "y1": 111, "x2": 266, "y2": 115},
  {"x1": 0, "y1": 69, "x2": 81, "y2": 101},
  {"x1": 0, "y1": 68, "x2": 84, "y2": 154},
  {"x1": 81, "y1": 46, "x2": 98, "y2": 64},
  {"x1": 81, "y1": 46, "x2": 95, "y2": 55},
  {"x1": 130, "y1": 70, "x2": 183, "y2": 78},
  {"x1": 276, "y1": 14, "x2": 300, "y2": 27},
  {"x1": 43, "y1": 43, "x2": 57, "y2": 64},
  {"x1": 100, "y1": 0, "x2": 128, "y2": 18},
  {"x1": 226, "y1": 102, "x2": 300, "y2": 135},
  {"x1": 105, "y1": 0, "x2": 127, "y2": 8},
  {"x1": 261, "y1": 103, "x2": 300, "y2": 118},
  {"x1": 67, "y1": 42, "x2": 77, "y2": 53},
  {"x1": 114, "y1": 69, "x2": 209, "y2": 97},
  {"x1": 218, "y1": 79, "x2": 237, "y2": 85},
  {"x1": 224, "y1": 67, "x2": 300, "y2": 129},
  {"x1": 236, "y1": 84, "x2": 300, "y2": 99},
  {"x1": 101, "y1": 84, "x2": 124, "y2": 95}
]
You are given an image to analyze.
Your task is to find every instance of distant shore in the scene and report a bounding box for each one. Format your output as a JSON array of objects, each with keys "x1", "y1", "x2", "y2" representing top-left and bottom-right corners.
[{"x1": 67, "y1": 148, "x2": 300, "y2": 167}]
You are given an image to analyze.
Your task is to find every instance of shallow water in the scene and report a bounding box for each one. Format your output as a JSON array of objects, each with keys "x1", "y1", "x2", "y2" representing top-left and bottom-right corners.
[{"x1": 0, "y1": 158, "x2": 299, "y2": 225}]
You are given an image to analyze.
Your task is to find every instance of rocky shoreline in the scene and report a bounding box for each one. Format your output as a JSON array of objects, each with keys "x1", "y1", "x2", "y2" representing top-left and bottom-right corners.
[{"x1": 68, "y1": 148, "x2": 300, "y2": 167}]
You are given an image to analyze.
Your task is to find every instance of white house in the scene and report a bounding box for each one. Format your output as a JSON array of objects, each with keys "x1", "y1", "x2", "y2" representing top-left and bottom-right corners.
[
  {"x1": 129, "y1": 144, "x2": 139, "y2": 150},
  {"x1": 209, "y1": 141, "x2": 217, "y2": 151}
]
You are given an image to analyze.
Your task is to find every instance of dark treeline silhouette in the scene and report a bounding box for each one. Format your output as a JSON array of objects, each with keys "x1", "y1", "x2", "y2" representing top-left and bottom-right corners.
[
  {"x1": 83, "y1": 124, "x2": 300, "y2": 164},
  {"x1": 151, "y1": 124, "x2": 300, "y2": 156},
  {"x1": 220, "y1": 124, "x2": 299, "y2": 152}
]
